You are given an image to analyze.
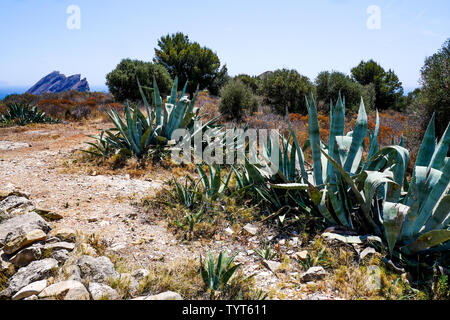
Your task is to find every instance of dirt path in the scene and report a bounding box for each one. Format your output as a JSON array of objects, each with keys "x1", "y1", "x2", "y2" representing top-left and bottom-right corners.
[{"x1": 0, "y1": 122, "x2": 198, "y2": 268}]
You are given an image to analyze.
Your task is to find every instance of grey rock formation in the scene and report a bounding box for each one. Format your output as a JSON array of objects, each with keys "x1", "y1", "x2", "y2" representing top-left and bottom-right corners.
[
  {"x1": 76, "y1": 255, "x2": 119, "y2": 283},
  {"x1": 7, "y1": 258, "x2": 58, "y2": 294},
  {"x1": 27, "y1": 71, "x2": 90, "y2": 95},
  {"x1": 0, "y1": 212, "x2": 50, "y2": 246}
]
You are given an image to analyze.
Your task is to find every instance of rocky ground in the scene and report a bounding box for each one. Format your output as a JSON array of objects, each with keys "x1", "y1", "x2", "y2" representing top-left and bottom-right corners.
[{"x1": 0, "y1": 122, "x2": 386, "y2": 300}]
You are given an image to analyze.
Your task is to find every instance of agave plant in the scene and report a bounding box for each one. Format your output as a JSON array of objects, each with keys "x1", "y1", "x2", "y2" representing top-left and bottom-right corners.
[
  {"x1": 275, "y1": 93, "x2": 449, "y2": 265},
  {"x1": 1, "y1": 103, "x2": 60, "y2": 125},
  {"x1": 86, "y1": 76, "x2": 217, "y2": 158},
  {"x1": 172, "y1": 175, "x2": 200, "y2": 209},
  {"x1": 200, "y1": 251, "x2": 241, "y2": 298},
  {"x1": 197, "y1": 164, "x2": 233, "y2": 200}
]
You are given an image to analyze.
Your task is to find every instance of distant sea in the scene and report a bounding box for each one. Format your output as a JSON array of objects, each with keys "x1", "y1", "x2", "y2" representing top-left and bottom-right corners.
[{"x1": 0, "y1": 86, "x2": 109, "y2": 100}]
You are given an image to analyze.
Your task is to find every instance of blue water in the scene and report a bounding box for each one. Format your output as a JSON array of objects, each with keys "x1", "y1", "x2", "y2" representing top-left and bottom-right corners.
[
  {"x1": 0, "y1": 87, "x2": 28, "y2": 100},
  {"x1": 0, "y1": 86, "x2": 109, "y2": 100}
]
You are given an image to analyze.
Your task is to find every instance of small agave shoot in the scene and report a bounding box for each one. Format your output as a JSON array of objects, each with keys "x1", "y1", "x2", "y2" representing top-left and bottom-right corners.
[
  {"x1": 1, "y1": 103, "x2": 60, "y2": 126},
  {"x1": 85, "y1": 76, "x2": 216, "y2": 159},
  {"x1": 200, "y1": 251, "x2": 241, "y2": 299},
  {"x1": 275, "y1": 93, "x2": 450, "y2": 269}
]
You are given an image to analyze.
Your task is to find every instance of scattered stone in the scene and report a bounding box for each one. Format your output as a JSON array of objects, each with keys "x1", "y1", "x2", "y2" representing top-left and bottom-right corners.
[
  {"x1": 0, "y1": 212, "x2": 51, "y2": 246},
  {"x1": 294, "y1": 250, "x2": 309, "y2": 261},
  {"x1": 64, "y1": 265, "x2": 82, "y2": 282},
  {"x1": 322, "y1": 232, "x2": 382, "y2": 245},
  {"x1": 12, "y1": 279, "x2": 47, "y2": 300},
  {"x1": 133, "y1": 291, "x2": 182, "y2": 300},
  {"x1": 32, "y1": 208, "x2": 63, "y2": 221},
  {"x1": 0, "y1": 251, "x2": 15, "y2": 276},
  {"x1": 243, "y1": 223, "x2": 258, "y2": 236},
  {"x1": 89, "y1": 282, "x2": 119, "y2": 300},
  {"x1": 76, "y1": 255, "x2": 119, "y2": 283},
  {"x1": 0, "y1": 196, "x2": 34, "y2": 217},
  {"x1": 24, "y1": 294, "x2": 38, "y2": 300},
  {"x1": 263, "y1": 260, "x2": 282, "y2": 274},
  {"x1": 43, "y1": 241, "x2": 75, "y2": 252},
  {"x1": 3, "y1": 229, "x2": 47, "y2": 255},
  {"x1": 9, "y1": 246, "x2": 42, "y2": 267},
  {"x1": 360, "y1": 247, "x2": 376, "y2": 260},
  {"x1": 0, "y1": 141, "x2": 31, "y2": 151},
  {"x1": 289, "y1": 237, "x2": 300, "y2": 247},
  {"x1": 224, "y1": 227, "x2": 234, "y2": 236},
  {"x1": 48, "y1": 228, "x2": 76, "y2": 242},
  {"x1": 301, "y1": 266, "x2": 328, "y2": 282},
  {"x1": 7, "y1": 258, "x2": 58, "y2": 294},
  {"x1": 108, "y1": 242, "x2": 126, "y2": 252},
  {"x1": 51, "y1": 249, "x2": 69, "y2": 264},
  {"x1": 132, "y1": 269, "x2": 150, "y2": 281},
  {"x1": 87, "y1": 217, "x2": 98, "y2": 223},
  {"x1": 0, "y1": 187, "x2": 29, "y2": 201},
  {"x1": 38, "y1": 280, "x2": 89, "y2": 300}
]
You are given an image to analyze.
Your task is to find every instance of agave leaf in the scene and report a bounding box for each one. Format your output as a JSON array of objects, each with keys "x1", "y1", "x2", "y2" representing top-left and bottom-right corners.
[
  {"x1": 428, "y1": 124, "x2": 449, "y2": 171},
  {"x1": 422, "y1": 195, "x2": 450, "y2": 233},
  {"x1": 306, "y1": 94, "x2": 323, "y2": 185},
  {"x1": 412, "y1": 159, "x2": 450, "y2": 235},
  {"x1": 401, "y1": 230, "x2": 450, "y2": 255},
  {"x1": 327, "y1": 95, "x2": 345, "y2": 180},
  {"x1": 343, "y1": 99, "x2": 367, "y2": 173},
  {"x1": 382, "y1": 202, "x2": 409, "y2": 255}
]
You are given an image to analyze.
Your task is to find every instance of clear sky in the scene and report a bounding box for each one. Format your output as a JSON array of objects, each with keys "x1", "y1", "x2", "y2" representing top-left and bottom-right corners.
[{"x1": 0, "y1": 0, "x2": 448, "y2": 90}]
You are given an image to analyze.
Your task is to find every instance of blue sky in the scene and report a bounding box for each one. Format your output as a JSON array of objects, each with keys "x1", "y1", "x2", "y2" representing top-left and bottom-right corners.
[{"x1": 0, "y1": 0, "x2": 448, "y2": 90}]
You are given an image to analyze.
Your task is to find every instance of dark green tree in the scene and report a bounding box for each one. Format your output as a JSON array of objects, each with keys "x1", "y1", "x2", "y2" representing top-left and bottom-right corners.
[
  {"x1": 105, "y1": 59, "x2": 172, "y2": 102},
  {"x1": 219, "y1": 79, "x2": 258, "y2": 120},
  {"x1": 351, "y1": 60, "x2": 404, "y2": 110},
  {"x1": 154, "y1": 32, "x2": 223, "y2": 94},
  {"x1": 259, "y1": 69, "x2": 315, "y2": 115},
  {"x1": 420, "y1": 38, "x2": 450, "y2": 137},
  {"x1": 315, "y1": 71, "x2": 375, "y2": 112},
  {"x1": 233, "y1": 74, "x2": 261, "y2": 94}
]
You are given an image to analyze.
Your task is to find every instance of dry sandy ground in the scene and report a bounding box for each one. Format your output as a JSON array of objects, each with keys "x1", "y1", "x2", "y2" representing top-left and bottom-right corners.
[
  {"x1": 0, "y1": 122, "x2": 199, "y2": 268},
  {"x1": 0, "y1": 121, "x2": 338, "y2": 299}
]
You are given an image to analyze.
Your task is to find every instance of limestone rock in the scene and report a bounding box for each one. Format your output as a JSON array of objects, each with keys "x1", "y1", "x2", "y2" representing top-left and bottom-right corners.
[
  {"x1": 3, "y1": 229, "x2": 47, "y2": 255},
  {"x1": 12, "y1": 279, "x2": 47, "y2": 300},
  {"x1": 0, "y1": 251, "x2": 15, "y2": 276},
  {"x1": 38, "y1": 280, "x2": 89, "y2": 300},
  {"x1": 88, "y1": 282, "x2": 119, "y2": 300},
  {"x1": 0, "y1": 212, "x2": 50, "y2": 247},
  {"x1": 263, "y1": 260, "x2": 282, "y2": 273},
  {"x1": 133, "y1": 291, "x2": 182, "y2": 300},
  {"x1": 294, "y1": 250, "x2": 309, "y2": 261},
  {"x1": 7, "y1": 258, "x2": 58, "y2": 294},
  {"x1": 0, "y1": 196, "x2": 34, "y2": 217},
  {"x1": 27, "y1": 71, "x2": 90, "y2": 95},
  {"x1": 51, "y1": 249, "x2": 70, "y2": 264},
  {"x1": 301, "y1": 266, "x2": 328, "y2": 282},
  {"x1": 43, "y1": 241, "x2": 75, "y2": 252},
  {"x1": 32, "y1": 208, "x2": 63, "y2": 221},
  {"x1": 76, "y1": 255, "x2": 119, "y2": 283},
  {"x1": 9, "y1": 245, "x2": 42, "y2": 267},
  {"x1": 49, "y1": 228, "x2": 76, "y2": 242},
  {"x1": 243, "y1": 223, "x2": 258, "y2": 236}
]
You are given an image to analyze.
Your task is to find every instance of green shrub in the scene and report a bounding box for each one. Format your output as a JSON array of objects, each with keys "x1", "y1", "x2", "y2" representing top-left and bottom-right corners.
[
  {"x1": 219, "y1": 79, "x2": 258, "y2": 120},
  {"x1": 419, "y1": 38, "x2": 450, "y2": 137},
  {"x1": 154, "y1": 32, "x2": 224, "y2": 94},
  {"x1": 315, "y1": 71, "x2": 375, "y2": 112},
  {"x1": 0, "y1": 103, "x2": 60, "y2": 126},
  {"x1": 233, "y1": 74, "x2": 260, "y2": 94},
  {"x1": 106, "y1": 59, "x2": 172, "y2": 102},
  {"x1": 259, "y1": 69, "x2": 315, "y2": 115},
  {"x1": 351, "y1": 59, "x2": 404, "y2": 111}
]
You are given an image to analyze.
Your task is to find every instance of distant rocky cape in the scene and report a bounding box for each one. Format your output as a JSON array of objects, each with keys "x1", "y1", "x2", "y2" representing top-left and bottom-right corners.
[{"x1": 27, "y1": 71, "x2": 90, "y2": 95}]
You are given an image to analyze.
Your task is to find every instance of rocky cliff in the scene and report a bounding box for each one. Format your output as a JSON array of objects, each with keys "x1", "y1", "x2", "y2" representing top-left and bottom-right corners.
[{"x1": 27, "y1": 71, "x2": 90, "y2": 95}]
